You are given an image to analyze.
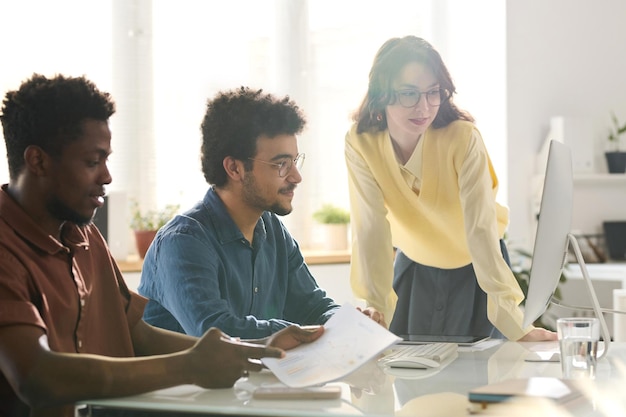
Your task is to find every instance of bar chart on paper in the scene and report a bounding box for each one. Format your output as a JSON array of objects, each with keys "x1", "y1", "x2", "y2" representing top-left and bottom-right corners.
[{"x1": 262, "y1": 304, "x2": 401, "y2": 388}]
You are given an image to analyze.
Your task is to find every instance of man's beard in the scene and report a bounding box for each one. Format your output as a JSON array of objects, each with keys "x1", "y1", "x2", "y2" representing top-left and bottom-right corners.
[
  {"x1": 47, "y1": 196, "x2": 94, "y2": 226},
  {"x1": 242, "y1": 175, "x2": 293, "y2": 216},
  {"x1": 269, "y1": 201, "x2": 292, "y2": 216}
]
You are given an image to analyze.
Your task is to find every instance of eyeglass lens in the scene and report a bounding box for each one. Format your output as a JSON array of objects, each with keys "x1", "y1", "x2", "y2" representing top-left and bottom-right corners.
[
  {"x1": 279, "y1": 154, "x2": 305, "y2": 177},
  {"x1": 396, "y1": 89, "x2": 447, "y2": 107}
]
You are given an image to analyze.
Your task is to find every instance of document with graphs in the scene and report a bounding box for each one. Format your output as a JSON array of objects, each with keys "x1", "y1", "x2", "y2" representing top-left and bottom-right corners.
[{"x1": 262, "y1": 303, "x2": 401, "y2": 388}]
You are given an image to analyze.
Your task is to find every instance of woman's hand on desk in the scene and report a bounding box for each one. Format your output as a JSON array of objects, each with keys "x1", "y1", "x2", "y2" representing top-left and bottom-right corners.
[{"x1": 517, "y1": 327, "x2": 558, "y2": 342}]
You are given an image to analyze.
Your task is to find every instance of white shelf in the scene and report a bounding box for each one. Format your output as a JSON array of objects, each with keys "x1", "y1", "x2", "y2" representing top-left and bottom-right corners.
[
  {"x1": 573, "y1": 173, "x2": 626, "y2": 184},
  {"x1": 564, "y1": 263, "x2": 626, "y2": 282}
]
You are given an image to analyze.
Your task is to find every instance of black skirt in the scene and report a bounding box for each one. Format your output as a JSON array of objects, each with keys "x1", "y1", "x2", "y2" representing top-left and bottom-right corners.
[{"x1": 389, "y1": 240, "x2": 510, "y2": 339}]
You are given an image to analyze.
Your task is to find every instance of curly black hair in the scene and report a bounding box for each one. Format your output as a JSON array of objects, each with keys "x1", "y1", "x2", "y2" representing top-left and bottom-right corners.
[
  {"x1": 1, "y1": 73, "x2": 115, "y2": 180},
  {"x1": 200, "y1": 87, "x2": 306, "y2": 187}
]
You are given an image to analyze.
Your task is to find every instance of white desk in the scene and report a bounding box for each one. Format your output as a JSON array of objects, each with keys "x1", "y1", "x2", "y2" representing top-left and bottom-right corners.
[{"x1": 77, "y1": 341, "x2": 626, "y2": 417}]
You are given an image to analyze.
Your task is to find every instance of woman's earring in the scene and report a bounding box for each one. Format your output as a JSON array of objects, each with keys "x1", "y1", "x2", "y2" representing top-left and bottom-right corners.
[{"x1": 376, "y1": 113, "x2": 383, "y2": 122}]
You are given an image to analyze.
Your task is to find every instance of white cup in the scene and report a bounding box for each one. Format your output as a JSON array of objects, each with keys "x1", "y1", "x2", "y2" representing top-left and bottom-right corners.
[{"x1": 556, "y1": 317, "x2": 599, "y2": 379}]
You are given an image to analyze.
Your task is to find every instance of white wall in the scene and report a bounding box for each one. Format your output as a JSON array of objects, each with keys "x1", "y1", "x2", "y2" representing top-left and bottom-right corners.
[
  {"x1": 309, "y1": 263, "x2": 361, "y2": 307},
  {"x1": 506, "y1": 0, "x2": 626, "y2": 248}
]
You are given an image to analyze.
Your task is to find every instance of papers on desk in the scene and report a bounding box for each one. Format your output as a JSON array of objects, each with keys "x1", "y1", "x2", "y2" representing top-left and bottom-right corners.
[{"x1": 262, "y1": 303, "x2": 401, "y2": 388}]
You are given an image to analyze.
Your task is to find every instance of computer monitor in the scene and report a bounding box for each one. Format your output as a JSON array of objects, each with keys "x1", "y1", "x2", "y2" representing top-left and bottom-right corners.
[
  {"x1": 522, "y1": 140, "x2": 610, "y2": 359},
  {"x1": 522, "y1": 140, "x2": 573, "y2": 328}
]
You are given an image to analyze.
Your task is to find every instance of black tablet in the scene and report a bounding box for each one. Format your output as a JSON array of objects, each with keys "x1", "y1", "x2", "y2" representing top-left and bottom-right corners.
[{"x1": 397, "y1": 334, "x2": 489, "y2": 346}]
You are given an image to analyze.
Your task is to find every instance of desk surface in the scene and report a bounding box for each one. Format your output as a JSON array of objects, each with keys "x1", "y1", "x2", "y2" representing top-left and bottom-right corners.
[{"x1": 78, "y1": 341, "x2": 626, "y2": 417}]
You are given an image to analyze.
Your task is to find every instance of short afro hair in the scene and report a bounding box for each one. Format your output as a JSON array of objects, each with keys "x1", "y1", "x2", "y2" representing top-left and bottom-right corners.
[
  {"x1": 1, "y1": 73, "x2": 115, "y2": 180},
  {"x1": 200, "y1": 87, "x2": 306, "y2": 187}
]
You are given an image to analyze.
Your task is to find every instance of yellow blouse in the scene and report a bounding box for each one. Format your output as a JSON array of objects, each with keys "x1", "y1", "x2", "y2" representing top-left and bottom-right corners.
[{"x1": 345, "y1": 121, "x2": 532, "y2": 340}]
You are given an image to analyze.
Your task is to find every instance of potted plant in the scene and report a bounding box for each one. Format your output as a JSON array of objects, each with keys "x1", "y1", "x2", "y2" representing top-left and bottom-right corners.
[
  {"x1": 130, "y1": 200, "x2": 180, "y2": 258},
  {"x1": 605, "y1": 111, "x2": 626, "y2": 173},
  {"x1": 312, "y1": 204, "x2": 350, "y2": 251}
]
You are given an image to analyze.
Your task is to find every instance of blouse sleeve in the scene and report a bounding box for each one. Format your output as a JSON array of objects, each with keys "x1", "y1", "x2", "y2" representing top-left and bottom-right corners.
[
  {"x1": 458, "y1": 129, "x2": 533, "y2": 340},
  {"x1": 345, "y1": 132, "x2": 397, "y2": 322}
]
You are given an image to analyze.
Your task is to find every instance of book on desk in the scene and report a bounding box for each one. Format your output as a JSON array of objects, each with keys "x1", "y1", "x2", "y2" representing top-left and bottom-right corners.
[{"x1": 468, "y1": 377, "x2": 582, "y2": 407}]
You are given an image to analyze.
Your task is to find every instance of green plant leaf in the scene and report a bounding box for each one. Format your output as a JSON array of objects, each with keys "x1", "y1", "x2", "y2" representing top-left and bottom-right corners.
[
  {"x1": 129, "y1": 200, "x2": 180, "y2": 231},
  {"x1": 312, "y1": 204, "x2": 350, "y2": 224},
  {"x1": 609, "y1": 111, "x2": 626, "y2": 147}
]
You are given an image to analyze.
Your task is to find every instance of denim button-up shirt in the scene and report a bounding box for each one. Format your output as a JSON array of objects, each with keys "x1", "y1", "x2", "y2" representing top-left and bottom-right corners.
[{"x1": 138, "y1": 187, "x2": 340, "y2": 339}]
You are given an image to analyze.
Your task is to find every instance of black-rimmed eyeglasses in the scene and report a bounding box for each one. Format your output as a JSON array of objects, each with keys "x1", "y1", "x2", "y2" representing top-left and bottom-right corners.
[
  {"x1": 394, "y1": 88, "x2": 450, "y2": 108},
  {"x1": 248, "y1": 153, "x2": 305, "y2": 177}
]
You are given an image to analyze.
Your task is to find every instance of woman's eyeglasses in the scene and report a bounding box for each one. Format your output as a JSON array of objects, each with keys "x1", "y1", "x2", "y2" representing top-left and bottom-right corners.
[{"x1": 394, "y1": 88, "x2": 450, "y2": 108}]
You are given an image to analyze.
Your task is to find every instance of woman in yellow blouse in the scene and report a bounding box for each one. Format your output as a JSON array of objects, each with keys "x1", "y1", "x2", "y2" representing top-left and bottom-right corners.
[{"x1": 345, "y1": 36, "x2": 555, "y2": 341}]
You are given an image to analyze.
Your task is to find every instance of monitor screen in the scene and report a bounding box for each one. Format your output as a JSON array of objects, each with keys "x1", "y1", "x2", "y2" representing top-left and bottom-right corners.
[{"x1": 522, "y1": 140, "x2": 573, "y2": 328}]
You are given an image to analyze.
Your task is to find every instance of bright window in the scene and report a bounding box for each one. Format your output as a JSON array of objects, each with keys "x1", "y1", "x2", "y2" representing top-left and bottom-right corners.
[
  {"x1": 0, "y1": 0, "x2": 112, "y2": 183},
  {"x1": 0, "y1": 0, "x2": 505, "y2": 254},
  {"x1": 149, "y1": 0, "x2": 434, "y2": 248}
]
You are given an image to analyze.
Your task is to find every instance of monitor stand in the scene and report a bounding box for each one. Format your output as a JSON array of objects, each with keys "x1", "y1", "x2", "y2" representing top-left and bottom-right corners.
[
  {"x1": 567, "y1": 233, "x2": 611, "y2": 360},
  {"x1": 525, "y1": 233, "x2": 611, "y2": 363}
]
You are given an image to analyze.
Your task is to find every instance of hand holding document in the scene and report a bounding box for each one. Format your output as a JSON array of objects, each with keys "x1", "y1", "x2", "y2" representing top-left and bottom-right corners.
[{"x1": 262, "y1": 304, "x2": 401, "y2": 388}]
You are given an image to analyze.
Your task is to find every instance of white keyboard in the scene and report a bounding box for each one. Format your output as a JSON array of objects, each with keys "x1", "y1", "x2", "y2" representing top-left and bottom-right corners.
[{"x1": 379, "y1": 343, "x2": 458, "y2": 369}]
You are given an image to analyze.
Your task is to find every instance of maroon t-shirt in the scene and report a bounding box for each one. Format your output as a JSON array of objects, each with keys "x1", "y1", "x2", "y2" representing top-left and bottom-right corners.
[{"x1": 0, "y1": 185, "x2": 147, "y2": 417}]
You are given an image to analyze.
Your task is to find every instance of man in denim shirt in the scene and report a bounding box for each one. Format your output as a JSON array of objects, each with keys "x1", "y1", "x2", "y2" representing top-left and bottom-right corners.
[{"x1": 139, "y1": 87, "x2": 385, "y2": 339}]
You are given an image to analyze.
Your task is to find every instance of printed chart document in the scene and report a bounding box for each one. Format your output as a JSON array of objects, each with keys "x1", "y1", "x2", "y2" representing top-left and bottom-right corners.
[{"x1": 262, "y1": 304, "x2": 401, "y2": 388}]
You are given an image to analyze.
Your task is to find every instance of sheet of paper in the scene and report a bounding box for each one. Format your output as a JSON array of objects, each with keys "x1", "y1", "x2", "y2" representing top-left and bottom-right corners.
[{"x1": 262, "y1": 303, "x2": 401, "y2": 388}]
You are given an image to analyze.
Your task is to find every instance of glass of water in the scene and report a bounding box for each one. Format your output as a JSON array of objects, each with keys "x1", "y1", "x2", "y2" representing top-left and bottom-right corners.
[{"x1": 556, "y1": 317, "x2": 600, "y2": 379}]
